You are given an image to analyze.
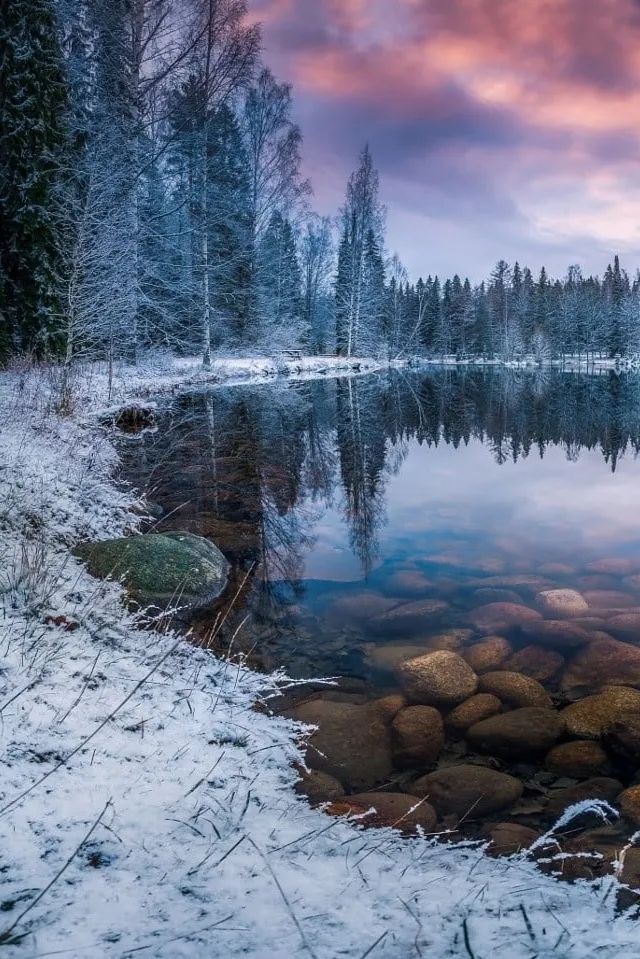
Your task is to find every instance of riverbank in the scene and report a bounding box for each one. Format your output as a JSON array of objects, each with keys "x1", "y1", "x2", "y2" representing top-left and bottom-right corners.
[{"x1": 0, "y1": 360, "x2": 637, "y2": 958}]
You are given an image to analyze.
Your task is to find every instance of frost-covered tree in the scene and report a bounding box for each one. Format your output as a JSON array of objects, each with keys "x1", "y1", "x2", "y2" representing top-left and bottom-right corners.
[
  {"x1": 300, "y1": 215, "x2": 334, "y2": 354},
  {"x1": 0, "y1": 0, "x2": 68, "y2": 358},
  {"x1": 335, "y1": 146, "x2": 385, "y2": 356},
  {"x1": 256, "y1": 211, "x2": 304, "y2": 347}
]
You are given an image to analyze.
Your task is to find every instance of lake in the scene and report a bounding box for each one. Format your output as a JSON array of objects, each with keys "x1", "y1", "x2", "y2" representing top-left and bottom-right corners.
[{"x1": 118, "y1": 367, "x2": 640, "y2": 853}]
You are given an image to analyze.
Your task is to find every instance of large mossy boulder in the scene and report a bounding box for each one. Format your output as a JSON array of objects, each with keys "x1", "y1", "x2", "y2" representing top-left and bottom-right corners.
[{"x1": 75, "y1": 531, "x2": 229, "y2": 611}]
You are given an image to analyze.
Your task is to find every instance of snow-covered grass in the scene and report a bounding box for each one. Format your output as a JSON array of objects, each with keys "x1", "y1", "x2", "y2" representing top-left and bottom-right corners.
[{"x1": 0, "y1": 362, "x2": 639, "y2": 958}]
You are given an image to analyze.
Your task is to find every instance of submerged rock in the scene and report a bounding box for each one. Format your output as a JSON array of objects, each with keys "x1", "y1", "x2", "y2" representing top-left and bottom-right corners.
[
  {"x1": 445, "y1": 694, "x2": 502, "y2": 733},
  {"x1": 411, "y1": 764, "x2": 523, "y2": 819},
  {"x1": 365, "y1": 643, "x2": 426, "y2": 673},
  {"x1": 294, "y1": 768, "x2": 345, "y2": 805},
  {"x1": 544, "y1": 777, "x2": 623, "y2": 822},
  {"x1": 463, "y1": 636, "x2": 512, "y2": 673},
  {"x1": 536, "y1": 588, "x2": 589, "y2": 619},
  {"x1": 560, "y1": 640, "x2": 640, "y2": 697},
  {"x1": 520, "y1": 619, "x2": 592, "y2": 649},
  {"x1": 424, "y1": 629, "x2": 474, "y2": 652},
  {"x1": 606, "y1": 613, "x2": 640, "y2": 642},
  {"x1": 583, "y1": 590, "x2": 637, "y2": 609},
  {"x1": 618, "y1": 786, "x2": 640, "y2": 826},
  {"x1": 468, "y1": 602, "x2": 542, "y2": 634},
  {"x1": 369, "y1": 598, "x2": 449, "y2": 633},
  {"x1": 561, "y1": 686, "x2": 640, "y2": 739},
  {"x1": 486, "y1": 822, "x2": 539, "y2": 857},
  {"x1": 466, "y1": 707, "x2": 562, "y2": 758},
  {"x1": 603, "y1": 713, "x2": 640, "y2": 763},
  {"x1": 396, "y1": 650, "x2": 478, "y2": 707},
  {"x1": 544, "y1": 741, "x2": 612, "y2": 778},
  {"x1": 478, "y1": 671, "x2": 552, "y2": 708},
  {"x1": 391, "y1": 705, "x2": 445, "y2": 768},
  {"x1": 75, "y1": 531, "x2": 229, "y2": 611},
  {"x1": 383, "y1": 569, "x2": 435, "y2": 598},
  {"x1": 503, "y1": 645, "x2": 564, "y2": 682},
  {"x1": 289, "y1": 700, "x2": 394, "y2": 791}
]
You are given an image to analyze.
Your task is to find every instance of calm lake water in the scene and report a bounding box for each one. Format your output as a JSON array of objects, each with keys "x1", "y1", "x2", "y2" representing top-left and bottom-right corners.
[
  {"x1": 118, "y1": 368, "x2": 640, "y2": 849},
  {"x1": 119, "y1": 368, "x2": 640, "y2": 677}
]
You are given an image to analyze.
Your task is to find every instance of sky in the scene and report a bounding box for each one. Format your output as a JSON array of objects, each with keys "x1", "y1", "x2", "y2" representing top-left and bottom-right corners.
[{"x1": 248, "y1": 0, "x2": 640, "y2": 283}]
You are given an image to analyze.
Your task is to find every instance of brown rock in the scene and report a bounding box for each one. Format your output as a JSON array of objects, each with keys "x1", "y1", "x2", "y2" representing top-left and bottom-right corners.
[
  {"x1": 328, "y1": 792, "x2": 438, "y2": 835},
  {"x1": 618, "y1": 786, "x2": 640, "y2": 826},
  {"x1": 561, "y1": 686, "x2": 640, "y2": 738},
  {"x1": 520, "y1": 620, "x2": 593, "y2": 649},
  {"x1": 396, "y1": 650, "x2": 478, "y2": 707},
  {"x1": 445, "y1": 694, "x2": 502, "y2": 733},
  {"x1": 463, "y1": 636, "x2": 512, "y2": 673},
  {"x1": 486, "y1": 822, "x2": 539, "y2": 857},
  {"x1": 478, "y1": 671, "x2": 552, "y2": 708},
  {"x1": 618, "y1": 848, "x2": 640, "y2": 910},
  {"x1": 468, "y1": 575, "x2": 551, "y2": 596},
  {"x1": 468, "y1": 602, "x2": 542, "y2": 634},
  {"x1": 370, "y1": 694, "x2": 407, "y2": 723},
  {"x1": 294, "y1": 768, "x2": 346, "y2": 804},
  {"x1": 328, "y1": 592, "x2": 398, "y2": 621},
  {"x1": 603, "y1": 712, "x2": 640, "y2": 763},
  {"x1": 411, "y1": 764, "x2": 523, "y2": 819},
  {"x1": 545, "y1": 778, "x2": 623, "y2": 821},
  {"x1": 391, "y1": 706, "x2": 445, "y2": 768},
  {"x1": 560, "y1": 640, "x2": 640, "y2": 697},
  {"x1": 503, "y1": 645, "x2": 564, "y2": 682},
  {"x1": 369, "y1": 598, "x2": 449, "y2": 634},
  {"x1": 290, "y1": 701, "x2": 394, "y2": 791},
  {"x1": 365, "y1": 644, "x2": 426, "y2": 672},
  {"x1": 537, "y1": 589, "x2": 589, "y2": 619},
  {"x1": 544, "y1": 741, "x2": 612, "y2": 778},
  {"x1": 467, "y1": 707, "x2": 563, "y2": 758},
  {"x1": 424, "y1": 629, "x2": 474, "y2": 651},
  {"x1": 606, "y1": 613, "x2": 640, "y2": 642},
  {"x1": 384, "y1": 569, "x2": 434, "y2": 598},
  {"x1": 569, "y1": 618, "x2": 610, "y2": 632},
  {"x1": 584, "y1": 590, "x2": 637, "y2": 609}
]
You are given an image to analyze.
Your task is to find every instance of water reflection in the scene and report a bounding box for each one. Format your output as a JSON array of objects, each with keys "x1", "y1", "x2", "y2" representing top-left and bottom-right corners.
[
  {"x1": 117, "y1": 368, "x2": 640, "y2": 678},
  {"x1": 118, "y1": 368, "x2": 640, "y2": 856}
]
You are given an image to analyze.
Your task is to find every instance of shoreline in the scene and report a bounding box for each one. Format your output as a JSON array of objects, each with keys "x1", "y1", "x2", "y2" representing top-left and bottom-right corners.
[{"x1": 0, "y1": 359, "x2": 636, "y2": 957}]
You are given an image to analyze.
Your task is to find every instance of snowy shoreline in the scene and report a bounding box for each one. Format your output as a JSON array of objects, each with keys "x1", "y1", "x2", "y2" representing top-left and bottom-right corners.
[{"x1": 0, "y1": 358, "x2": 638, "y2": 958}]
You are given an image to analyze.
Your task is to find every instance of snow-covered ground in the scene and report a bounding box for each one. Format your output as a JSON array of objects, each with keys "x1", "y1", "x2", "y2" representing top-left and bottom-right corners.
[
  {"x1": 1, "y1": 359, "x2": 639, "y2": 958},
  {"x1": 69, "y1": 352, "x2": 392, "y2": 414}
]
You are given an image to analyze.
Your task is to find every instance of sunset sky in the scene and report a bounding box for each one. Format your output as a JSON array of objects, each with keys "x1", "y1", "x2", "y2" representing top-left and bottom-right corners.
[{"x1": 249, "y1": 0, "x2": 640, "y2": 282}]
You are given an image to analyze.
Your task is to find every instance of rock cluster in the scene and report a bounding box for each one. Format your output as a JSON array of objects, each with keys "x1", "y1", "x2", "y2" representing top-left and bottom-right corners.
[{"x1": 290, "y1": 576, "x2": 640, "y2": 891}]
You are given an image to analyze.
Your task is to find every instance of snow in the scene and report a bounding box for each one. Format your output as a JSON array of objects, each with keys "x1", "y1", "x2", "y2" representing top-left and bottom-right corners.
[
  {"x1": 70, "y1": 352, "x2": 392, "y2": 413},
  {"x1": 0, "y1": 360, "x2": 639, "y2": 958}
]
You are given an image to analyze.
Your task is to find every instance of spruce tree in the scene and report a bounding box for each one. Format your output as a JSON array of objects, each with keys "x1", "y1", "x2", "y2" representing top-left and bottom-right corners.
[
  {"x1": 257, "y1": 211, "x2": 303, "y2": 343},
  {"x1": 0, "y1": 0, "x2": 68, "y2": 357}
]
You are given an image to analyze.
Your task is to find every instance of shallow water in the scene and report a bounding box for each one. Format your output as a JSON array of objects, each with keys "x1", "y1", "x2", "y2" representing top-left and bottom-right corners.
[{"x1": 118, "y1": 368, "x2": 640, "y2": 852}]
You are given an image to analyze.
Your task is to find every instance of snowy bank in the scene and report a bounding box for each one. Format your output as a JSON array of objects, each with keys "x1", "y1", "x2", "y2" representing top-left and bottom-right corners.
[
  {"x1": 0, "y1": 365, "x2": 639, "y2": 958},
  {"x1": 69, "y1": 353, "x2": 392, "y2": 414}
]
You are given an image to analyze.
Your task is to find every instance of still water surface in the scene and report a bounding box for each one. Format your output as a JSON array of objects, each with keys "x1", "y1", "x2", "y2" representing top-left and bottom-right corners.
[
  {"x1": 118, "y1": 368, "x2": 640, "y2": 848},
  {"x1": 119, "y1": 368, "x2": 640, "y2": 679}
]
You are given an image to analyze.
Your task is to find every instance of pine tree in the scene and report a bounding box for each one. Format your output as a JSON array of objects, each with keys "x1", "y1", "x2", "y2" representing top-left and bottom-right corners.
[
  {"x1": 257, "y1": 210, "x2": 303, "y2": 344},
  {"x1": 0, "y1": 0, "x2": 69, "y2": 357},
  {"x1": 207, "y1": 104, "x2": 253, "y2": 345}
]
